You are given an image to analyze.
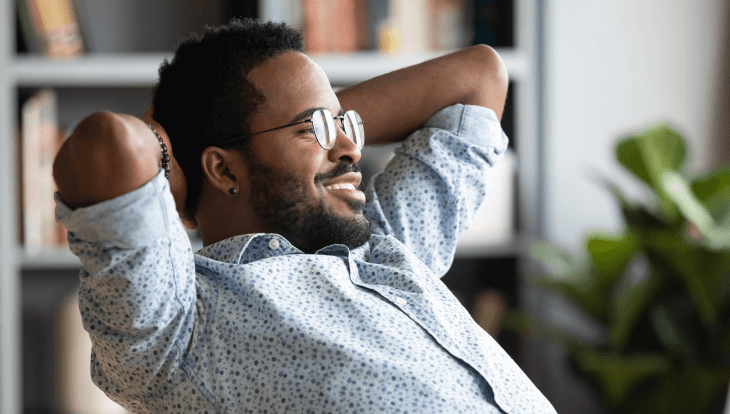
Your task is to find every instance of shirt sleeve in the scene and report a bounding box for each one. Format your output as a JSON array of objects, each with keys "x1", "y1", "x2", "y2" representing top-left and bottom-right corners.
[
  {"x1": 54, "y1": 170, "x2": 197, "y2": 398},
  {"x1": 363, "y1": 104, "x2": 509, "y2": 278}
]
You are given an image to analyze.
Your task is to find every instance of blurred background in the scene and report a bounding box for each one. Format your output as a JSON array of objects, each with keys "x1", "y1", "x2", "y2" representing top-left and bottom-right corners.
[{"x1": 1, "y1": 0, "x2": 729, "y2": 413}]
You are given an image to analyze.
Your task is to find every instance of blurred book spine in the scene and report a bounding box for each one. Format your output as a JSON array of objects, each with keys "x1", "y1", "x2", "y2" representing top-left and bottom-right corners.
[
  {"x1": 17, "y1": 0, "x2": 84, "y2": 58},
  {"x1": 19, "y1": 89, "x2": 68, "y2": 253},
  {"x1": 302, "y1": 0, "x2": 368, "y2": 53},
  {"x1": 300, "y1": 0, "x2": 468, "y2": 54}
]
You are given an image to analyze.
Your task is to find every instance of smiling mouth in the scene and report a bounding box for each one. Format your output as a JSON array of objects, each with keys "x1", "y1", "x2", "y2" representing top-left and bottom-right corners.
[{"x1": 325, "y1": 183, "x2": 357, "y2": 191}]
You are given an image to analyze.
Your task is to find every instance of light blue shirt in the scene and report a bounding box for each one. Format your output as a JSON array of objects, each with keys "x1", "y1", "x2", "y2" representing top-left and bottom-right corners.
[{"x1": 56, "y1": 104, "x2": 556, "y2": 414}]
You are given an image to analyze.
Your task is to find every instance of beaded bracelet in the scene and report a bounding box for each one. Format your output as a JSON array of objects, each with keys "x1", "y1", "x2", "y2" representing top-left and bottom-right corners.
[{"x1": 148, "y1": 124, "x2": 170, "y2": 179}]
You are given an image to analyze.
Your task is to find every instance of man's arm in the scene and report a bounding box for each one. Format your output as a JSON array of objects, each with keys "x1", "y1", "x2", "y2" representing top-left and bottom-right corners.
[
  {"x1": 53, "y1": 111, "x2": 159, "y2": 208},
  {"x1": 336, "y1": 45, "x2": 508, "y2": 146},
  {"x1": 53, "y1": 111, "x2": 200, "y2": 399},
  {"x1": 53, "y1": 109, "x2": 193, "y2": 225}
]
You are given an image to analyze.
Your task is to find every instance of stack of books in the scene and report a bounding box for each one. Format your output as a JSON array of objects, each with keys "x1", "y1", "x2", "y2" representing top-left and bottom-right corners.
[
  {"x1": 17, "y1": 0, "x2": 84, "y2": 58},
  {"x1": 300, "y1": 0, "x2": 470, "y2": 54},
  {"x1": 18, "y1": 89, "x2": 68, "y2": 252}
]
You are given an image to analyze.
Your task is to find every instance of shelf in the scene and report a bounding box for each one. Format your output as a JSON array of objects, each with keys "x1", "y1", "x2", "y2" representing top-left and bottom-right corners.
[
  {"x1": 455, "y1": 234, "x2": 529, "y2": 258},
  {"x1": 12, "y1": 53, "x2": 170, "y2": 87},
  {"x1": 21, "y1": 246, "x2": 81, "y2": 270},
  {"x1": 11, "y1": 48, "x2": 531, "y2": 87}
]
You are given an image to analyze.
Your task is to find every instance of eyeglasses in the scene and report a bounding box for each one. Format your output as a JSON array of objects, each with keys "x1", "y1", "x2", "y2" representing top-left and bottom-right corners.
[{"x1": 218, "y1": 109, "x2": 365, "y2": 150}]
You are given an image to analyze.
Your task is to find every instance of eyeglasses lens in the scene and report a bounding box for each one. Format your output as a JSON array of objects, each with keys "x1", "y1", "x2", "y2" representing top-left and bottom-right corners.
[
  {"x1": 343, "y1": 110, "x2": 364, "y2": 149},
  {"x1": 312, "y1": 109, "x2": 337, "y2": 150},
  {"x1": 311, "y1": 108, "x2": 365, "y2": 150}
]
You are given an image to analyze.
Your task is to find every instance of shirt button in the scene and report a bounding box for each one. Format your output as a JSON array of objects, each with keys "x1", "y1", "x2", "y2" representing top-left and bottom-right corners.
[
  {"x1": 395, "y1": 297, "x2": 407, "y2": 306},
  {"x1": 268, "y1": 238, "x2": 280, "y2": 250}
]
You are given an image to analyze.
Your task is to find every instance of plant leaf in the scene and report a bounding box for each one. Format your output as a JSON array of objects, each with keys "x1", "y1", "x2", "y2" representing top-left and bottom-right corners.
[
  {"x1": 615, "y1": 126, "x2": 686, "y2": 220},
  {"x1": 661, "y1": 170, "x2": 730, "y2": 250},
  {"x1": 585, "y1": 231, "x2": 638, "y2": 284},
  {"x1": 649, "y1": 303, "x2": 696, "y2": 358},
  {"x1": 662, "y1": 171, "x2": 715, "y2": 231},
  {"x1": 530, "y1": 241, "x2": 610, "y2": 322},
  {"x1": 691, "y1": 165, "x2": 730, "y2": 218},
  {"x1": 571, "y1": 348, "x2": 671, "y2": 409},
  {"x1": 648, "y1": 366, "x2": 730, "y2": 414},
  {"x1": 642, "y1": 230, "x2": 729, "y2": 328},
  {"x1": 609, "y1": 258, "x2": 665, "y2": 349},
  {"x1": 500, "y1": 310, "x2": 586, "y2": 350}
]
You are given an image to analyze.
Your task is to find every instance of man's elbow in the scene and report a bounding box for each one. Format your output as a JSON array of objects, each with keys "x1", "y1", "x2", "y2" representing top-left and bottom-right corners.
[
  {"x1": 53, "y1": 111, "x2": 132, "y2": 208},
  {"x1": 465, "y1": 44, "x2": 509, "y2": 120}
]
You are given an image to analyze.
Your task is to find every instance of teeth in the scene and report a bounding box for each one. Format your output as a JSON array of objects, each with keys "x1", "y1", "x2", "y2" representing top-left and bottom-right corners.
[{"x1": 325, "y1": 183, "x2": 356, "y2": 191}]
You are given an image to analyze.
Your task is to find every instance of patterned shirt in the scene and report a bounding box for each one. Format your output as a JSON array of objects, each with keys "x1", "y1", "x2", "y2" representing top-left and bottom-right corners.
[{"x1": 56, "y1": 104, "x2": 556, "y2": 414}]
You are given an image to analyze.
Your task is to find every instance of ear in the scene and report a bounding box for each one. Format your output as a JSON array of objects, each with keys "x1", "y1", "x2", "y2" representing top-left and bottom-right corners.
[{"x1": 200, "y1": 146, "x2": 246, "y2": 196}]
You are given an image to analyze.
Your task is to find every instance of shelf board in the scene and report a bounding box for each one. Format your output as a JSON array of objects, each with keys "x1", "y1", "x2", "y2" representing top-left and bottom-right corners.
[
  {"x1": 21, "y1": 246, "x2": 81, "y2": 270},
  {"x1": 12, "y1": 53, "x2": 170, "y2": 87},
  {"x1": 455, "y1": 234, "x2": 529, "y2": 259},
  {"x1": 11, "y1": 48, "x2": 531, "y2": 87}
]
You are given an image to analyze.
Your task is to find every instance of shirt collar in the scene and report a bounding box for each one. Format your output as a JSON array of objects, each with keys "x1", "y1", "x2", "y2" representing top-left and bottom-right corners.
[{"x1": 195, "y1": 233, "x2": 302, "y2": 264}]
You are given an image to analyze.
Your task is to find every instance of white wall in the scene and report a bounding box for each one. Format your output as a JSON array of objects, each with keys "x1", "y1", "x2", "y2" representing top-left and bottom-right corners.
[{"x1": 544, "y1": 0, "x2": 730, "y2": 253}]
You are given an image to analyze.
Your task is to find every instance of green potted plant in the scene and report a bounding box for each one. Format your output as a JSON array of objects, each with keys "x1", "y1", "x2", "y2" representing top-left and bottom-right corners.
[{"x1": 505, "y1": 125, "x2": 730, "y2": 414}]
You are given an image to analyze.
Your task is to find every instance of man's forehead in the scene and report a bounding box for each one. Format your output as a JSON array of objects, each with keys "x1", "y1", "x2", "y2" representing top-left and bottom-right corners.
[{"x1": 248, "y1": 52, "x2": 340, "y2": 124}]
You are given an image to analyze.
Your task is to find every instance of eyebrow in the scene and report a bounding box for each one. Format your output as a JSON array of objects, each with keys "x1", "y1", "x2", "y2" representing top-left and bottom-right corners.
[{"x1": 289, "y1": 107, "x2": 345, "y2": 124}]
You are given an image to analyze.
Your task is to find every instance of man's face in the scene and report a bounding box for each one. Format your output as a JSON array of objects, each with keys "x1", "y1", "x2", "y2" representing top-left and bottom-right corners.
[{"x1": 242, "y1": 51, "x2": 371, "y2": 252}]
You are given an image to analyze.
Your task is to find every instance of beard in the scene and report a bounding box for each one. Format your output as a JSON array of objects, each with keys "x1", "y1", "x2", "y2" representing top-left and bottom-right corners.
[{"x1": 243, "y1": 154, "x2": 371, "y2": 253}]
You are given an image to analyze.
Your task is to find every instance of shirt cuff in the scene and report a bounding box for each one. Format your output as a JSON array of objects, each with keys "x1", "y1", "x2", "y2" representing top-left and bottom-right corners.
[
  {"x1": 55, "y1": 169, "x2": 174, "y2": 249},
  {"x1": 422, "y1": 104, "x2": 509, "y2": 153}
]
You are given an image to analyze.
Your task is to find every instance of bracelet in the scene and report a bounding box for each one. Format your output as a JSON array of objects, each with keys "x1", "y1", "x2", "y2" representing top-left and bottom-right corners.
[{"x1": 148, "y1": 124, "x2": 170, "y2": 179}]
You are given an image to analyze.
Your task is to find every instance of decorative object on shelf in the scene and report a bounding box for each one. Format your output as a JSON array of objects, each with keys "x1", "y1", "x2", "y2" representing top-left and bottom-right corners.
[
  {"x1": 17, "y1": 0, "x2": 84, "y2": 58},
  {"x1": 505, "y1": 125, "x2": 730, "y2": 414},
  {"x1": 473, "y1": 289, "x2": 507, "y2": 337},
  {"x1": 19, "y1": 89, "x2": 68, "y2": 253}
]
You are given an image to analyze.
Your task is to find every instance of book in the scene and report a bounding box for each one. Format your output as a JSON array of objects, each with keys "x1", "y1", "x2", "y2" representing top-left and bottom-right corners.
[
  {"x1": 20, "y1": 90, "x2": 66, "y2": 252},
  {"x1": 429, "y1": 0, "x2": 467, "y2": 50},
  {"x1": 302, "y1": 0, "x2": 368, "y2": 54},
  {"x1": 377, "y1": 0, "x2": 467, "y2": 53},
  {"x1": 17, "y1": 0, "x2": 84, "y2": 58}
]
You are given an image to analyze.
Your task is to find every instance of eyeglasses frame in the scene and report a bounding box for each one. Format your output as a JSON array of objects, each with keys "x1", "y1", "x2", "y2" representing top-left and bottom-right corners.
[{"x1": 217, "y1": 109, "x2": 364, "y2": 150}]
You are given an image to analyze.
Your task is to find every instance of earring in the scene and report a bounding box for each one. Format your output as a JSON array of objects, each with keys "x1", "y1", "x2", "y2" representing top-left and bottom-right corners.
[{"x1": 229, "y1": 187, "x2": 238, "y2": 196}]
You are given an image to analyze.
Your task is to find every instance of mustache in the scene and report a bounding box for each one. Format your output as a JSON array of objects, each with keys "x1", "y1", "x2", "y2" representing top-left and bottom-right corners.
[{"x1": 315, "y1": 162, "x2": 362, "y2": 183}]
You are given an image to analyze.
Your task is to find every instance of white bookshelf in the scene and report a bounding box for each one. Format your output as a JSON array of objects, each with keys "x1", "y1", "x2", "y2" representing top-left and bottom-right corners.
[
  {"x1": 11, "y1": 49, "x2": 532, "y2": 86},
  {"x1": 0, "y1": 1, "x2": 541, "y2": 412}
]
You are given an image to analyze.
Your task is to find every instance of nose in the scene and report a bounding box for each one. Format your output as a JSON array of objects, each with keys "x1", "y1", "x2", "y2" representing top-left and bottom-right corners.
[{"x1": 327, "y1": 124, "x2": 361, "y2": 164}]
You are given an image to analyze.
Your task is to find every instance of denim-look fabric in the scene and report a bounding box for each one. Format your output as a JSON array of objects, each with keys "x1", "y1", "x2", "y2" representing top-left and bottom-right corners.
[{"x1": 56, "y1": 104, "x2": 556, "y2": 414}]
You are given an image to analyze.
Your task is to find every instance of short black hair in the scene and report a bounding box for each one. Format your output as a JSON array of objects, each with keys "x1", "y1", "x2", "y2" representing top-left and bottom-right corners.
[{"x1": 152, "y1": 18, "x2": 304, "y2": 219}]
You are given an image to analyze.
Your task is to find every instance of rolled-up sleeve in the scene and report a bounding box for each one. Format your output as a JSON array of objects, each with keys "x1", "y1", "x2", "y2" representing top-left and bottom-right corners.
[
  {"x1": 364, "y1": 104, "x2": 509, "y2": 277},
  {"x1": 55, "y1": 170, "x2": 197, "y2": 398}
]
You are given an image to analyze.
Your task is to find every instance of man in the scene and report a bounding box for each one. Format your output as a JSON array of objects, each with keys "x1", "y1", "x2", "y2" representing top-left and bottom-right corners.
[{"x1": 53, "y1": 19, "x2": 555, "y2": 414}]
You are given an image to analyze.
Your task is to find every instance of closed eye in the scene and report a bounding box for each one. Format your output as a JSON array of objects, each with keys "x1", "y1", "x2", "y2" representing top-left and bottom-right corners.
[{"x1": 299, "y1": 125, "x2": 315, "y2": 135}]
